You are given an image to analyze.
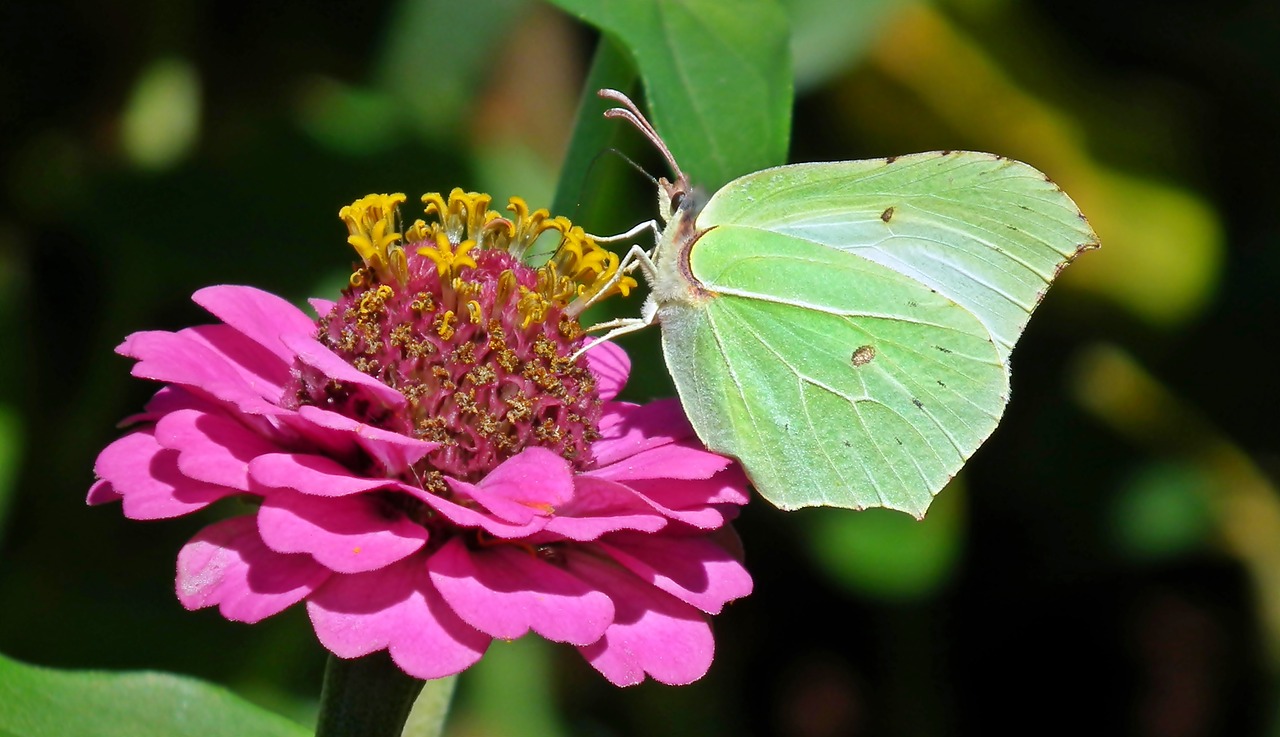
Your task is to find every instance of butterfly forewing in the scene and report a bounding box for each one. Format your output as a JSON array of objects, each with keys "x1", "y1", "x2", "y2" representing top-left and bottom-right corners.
[
  {"x1": 695, "y1": 151, "x2": 1099, "y2": 361},
  {"x1": 660, "y1": 224, "x2": 1007, "y2": 514}
]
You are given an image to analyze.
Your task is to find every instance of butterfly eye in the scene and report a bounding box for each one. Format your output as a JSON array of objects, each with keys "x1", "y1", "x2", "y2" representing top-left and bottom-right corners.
[{"x1": 669, "y1": 190, "x2": 686, "y2": 215}]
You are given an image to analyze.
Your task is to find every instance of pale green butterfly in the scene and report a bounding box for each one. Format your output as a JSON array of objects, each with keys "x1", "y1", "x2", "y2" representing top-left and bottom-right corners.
[{"x1": 584, "y1": 89, "x2": 1099, "y2": 517}]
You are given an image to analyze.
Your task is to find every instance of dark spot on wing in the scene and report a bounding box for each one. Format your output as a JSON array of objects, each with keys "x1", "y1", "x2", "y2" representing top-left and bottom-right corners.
[
  {"x1": 937, "y1": 380, "x2": 947, "y2": 388},
  {"x1": 851, "y1": 345, "x2": 876, "y2": 367},
  {"x1": 895, "y1": 437, "x2": 903, "y2": 446},
  {"x1": 880, "y1": 206, "x2": 895, "y2": 222},
  {"x1": 934, "y1": 345, "x2": 952, "y2": 354},
  {"x1": 885, "y1": 155, "x2": 898, "y2": 164},
  {"x1": 912, "y1": 398, "x2": 924, "y2": 410},
  {"x1": 843, "y1": 440, "x2": 851, "y2": 448}
]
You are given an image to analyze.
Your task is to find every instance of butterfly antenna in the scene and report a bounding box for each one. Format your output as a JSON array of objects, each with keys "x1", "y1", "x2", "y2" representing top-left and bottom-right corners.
[
  {"x1": 598, "y1": 88, "x2": 686, "y2": 184},
  {"x1": 606, "y1": 147, "x2": 659, "y2": 187}
]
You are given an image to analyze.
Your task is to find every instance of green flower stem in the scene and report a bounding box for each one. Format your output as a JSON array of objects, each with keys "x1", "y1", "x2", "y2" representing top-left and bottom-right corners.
[
  {"x1": 551, "y1": 34, "x2": 638, "y2": 217},
  {"x1": 314, "y1": 653, "x2": 452, "y2": 737}
]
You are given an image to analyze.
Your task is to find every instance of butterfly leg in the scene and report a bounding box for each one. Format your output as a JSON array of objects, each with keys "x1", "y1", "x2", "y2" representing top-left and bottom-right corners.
[
  {"x1": 586, "y1": 219, "x2": 659, "y2": 245},
  {"x1": 572, "y1": 243, "x2": 658, "y2": 316},
  {"x1": 571, "y1": 313, "x2": 657, "y2": 362}
]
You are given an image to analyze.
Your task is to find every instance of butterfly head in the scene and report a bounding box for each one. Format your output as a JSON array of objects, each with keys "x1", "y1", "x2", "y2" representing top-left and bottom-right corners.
[
  {"x1": 656, "y1": 172, "x2": 699, "y2": 225},
  {"x1": 598, "y1": 88, "x2": 697, "y2": 221}
]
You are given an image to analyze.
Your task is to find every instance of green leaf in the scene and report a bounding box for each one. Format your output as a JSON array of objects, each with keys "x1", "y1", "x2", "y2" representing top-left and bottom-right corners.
[
  {"x1": 551, "y1": 37, "x2": 638, "y2": 218},
  {"x1": 0, "y1": 653, "x2": 309, "y2": 737},
  {"x1": 547, "y1": 0, "x2": 793, "y2": 189}
]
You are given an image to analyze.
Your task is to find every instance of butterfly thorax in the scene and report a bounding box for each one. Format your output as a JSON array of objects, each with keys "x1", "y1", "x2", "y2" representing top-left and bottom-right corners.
[{"x1": 650, "y1": 189, "x2": 713, "y2": 312}]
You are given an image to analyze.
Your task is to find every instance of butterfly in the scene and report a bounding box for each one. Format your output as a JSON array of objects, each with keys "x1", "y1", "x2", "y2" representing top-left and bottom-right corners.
[{"x1": 585, "y1": 89, "x2": 1098, "y2": 517}]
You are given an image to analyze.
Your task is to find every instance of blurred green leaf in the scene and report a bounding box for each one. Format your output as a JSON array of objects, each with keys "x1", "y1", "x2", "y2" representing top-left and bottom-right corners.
[
  {"x1": 402, "y1": 675, "x2": 456, "y2": 737},
  {"x1": 377, "y1": 0, "x2": 531, "y2": 140},
  {"x1": 0, "y1": 408, "x2": 20, "y2": 544},
  {"x1": 0, "y1": 653, "x2": 308, "y2": 737},
  {"x1": 297, "y1": 79, "x2": 404, "y2": 156},
  {"x1": 1111, "y1": 462, "x2": 1212, "y2": 561},
  {"x1": 451, "y1": 637, "x2": 567, "y2": 737},
  {"x1": 784, "y1": 0, "x2": 910, "y2": 91},
  {"x1": 121, "y1": 58, "x2": 201, "y2": 170},
  {"x1": 804, "y1": 482, "x2": 964, "y2": 602},
  {"x1": 548, "y1": 0, "x2": 793, "y2": 189}
]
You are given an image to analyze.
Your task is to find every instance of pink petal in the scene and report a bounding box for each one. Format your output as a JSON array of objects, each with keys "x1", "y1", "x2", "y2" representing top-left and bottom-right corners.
[
  {"x1": 625, "y1": 466, "x2": 752, "y2": 522},
  {"x1": 544, "y1": 476, "x2": 669, "y2": 540},
  {"x1": 592, "y1": 399, "x2": 698, "y2": 467},
  {"x1": 413, "y1": 490, "x2": 549, "y2": 539},
  {"x1": 257, "y1": 488, "x2": 428, "y2": 573},
  {"x1": 184, "y1": 324, "x2": 290, "y2": 397},
  {"x1": 124, "y1": 386, "x2": 213, "y2": 425},
  {"x1": 597, "y1": 533, "x2": 752, "y2": 614},
  {"x1": 582, "y1": 341, "x2": 630, "y2": 401},
  {"x1": 193, "y1": 285, "x2": 319, "y2": 365},
  {"x1": 296, "y1": 405, "x2": 438, "y2": 475},
  {"x1": 567, "y1": 552, "x2": 715, "y2": 686},
  {"x1": 86, "y1": 479, "x2": 122, "y2": 505},
  {"x1": 308, "y1": 557, "x2": 490, "y2": 680},
  {"x1": 445, "y1": 448, "x2": 573, "y2": 525},
  {"x1": 92, "y1": 430, "x2": 237, "y2": 519},
  {"x1": 281, "y1": 334, "x2": 406, "y2": 409},
  {"x1": 155, "y1": 410, "x2": 281, "y2": 491},
  {"x1": 588, "y1": 442, "x2": 732, "y2": 483},
  {"x1": 177, "y1": 516, "x2": 330, "y2": 623},
  {"x1": 428, "y1": 538, "x2": 614, "y2": 645},
  {"x1": 119, "y1": 330, "x2": 282, "y2": 415},
  {"x1": 248, "y1": 452, "x2": 397, "y2": 497},
  {"x1": 308, "y1": 297, "x2": 336, "y2": 318}
]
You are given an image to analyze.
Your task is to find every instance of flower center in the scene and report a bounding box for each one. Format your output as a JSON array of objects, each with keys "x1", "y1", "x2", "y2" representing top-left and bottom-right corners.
[{"x1": 286, "y1": 190, "x2": 636, "y2": 487}]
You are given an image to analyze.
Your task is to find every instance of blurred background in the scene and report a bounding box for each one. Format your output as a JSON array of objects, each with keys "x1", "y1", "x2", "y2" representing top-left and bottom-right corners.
[{"x1": 1, "y1": 0, "x2": 1278, "y2": 734}]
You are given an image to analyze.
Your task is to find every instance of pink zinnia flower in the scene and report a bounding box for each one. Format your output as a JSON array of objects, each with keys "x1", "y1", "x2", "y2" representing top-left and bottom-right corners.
[{"x1": 87, "y1": 190, "x2": 752, "y2": 686}]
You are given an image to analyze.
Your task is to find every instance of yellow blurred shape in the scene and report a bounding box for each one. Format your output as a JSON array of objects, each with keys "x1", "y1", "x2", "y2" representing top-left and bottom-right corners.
[
  {"x1": 866, "y1": 5, "x2": 1221, "y2": 326},
  {"x1": 121, "y1": 58, "x2": 201, "y2": 170},
  {"x1": 1073, "y1": 344, "x2": 1280, "y2": 657}
]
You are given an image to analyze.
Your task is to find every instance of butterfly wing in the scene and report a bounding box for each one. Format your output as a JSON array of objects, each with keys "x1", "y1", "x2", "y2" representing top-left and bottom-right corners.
[
  {"x1": 659, "y1": 225, "x2": 1006, "y2": 515},
  {"x1": 660, "y1": 151, "x2": 1095, "y2": 514},
  {"x1": 695, "y1": 151, "x2": 1099, "y2": 361}
]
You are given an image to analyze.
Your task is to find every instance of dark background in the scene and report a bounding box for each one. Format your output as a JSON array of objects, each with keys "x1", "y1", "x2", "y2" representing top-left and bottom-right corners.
[{"x1": 2, "y1": 0, "x2": 1278, "y2": 735}]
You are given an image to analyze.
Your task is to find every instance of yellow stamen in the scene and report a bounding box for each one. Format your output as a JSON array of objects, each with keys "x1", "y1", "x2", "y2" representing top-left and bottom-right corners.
[
  {"x1": 417, "y1": 232, "x2": 478, "y2": 281},
  {"x1": 357, "y1": 189, "x2": 642, "y2": 324},
  {"x1": 404, "y1": 219, "x2": 430, "y2": 243},
  {"x1": 339, "y1": 193, "x2": 409, "y2": 285},
  {"x1": 517, "y1": 288, "x2": 549, "y2": 329},
  {"x1": 436, "y1": 310, "x2": 457, "y2": 340}
]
